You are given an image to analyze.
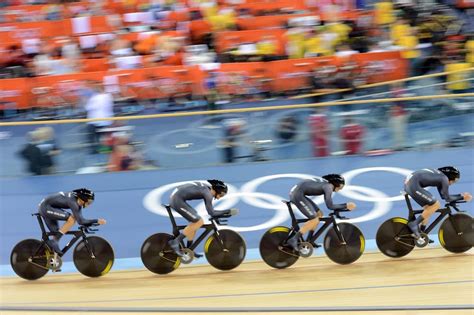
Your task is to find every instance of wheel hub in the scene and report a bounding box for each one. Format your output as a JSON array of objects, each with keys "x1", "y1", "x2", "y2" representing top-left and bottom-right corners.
[
  {"x1": 298, "y1": 242, "x2": 314, "y2": 258},
  {"x1": 180, "y1": 248, "x2": 194, "y2": 264}
]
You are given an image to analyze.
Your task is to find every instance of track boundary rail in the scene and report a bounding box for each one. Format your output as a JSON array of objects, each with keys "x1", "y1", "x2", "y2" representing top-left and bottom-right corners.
[{"x1": 1, "y1": 93, "x2": 473, "y2": 126}]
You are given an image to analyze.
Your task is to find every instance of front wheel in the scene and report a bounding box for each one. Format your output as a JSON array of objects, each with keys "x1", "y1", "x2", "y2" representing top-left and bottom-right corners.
[
  {"x1": 205, "y1": 229, "x2": 246, "y2": 271},
  {"x1": 73, "y1": 236, "x2": 114, "y2": 277},
  {"x1": 324, "y1": 223, "x2": 365, "y2": 264},
  {"x1": 259, "y1": 226, "x2": 299, "y2": 269},
  {"x1": 10, "y1": 239, "x2": 50, "y2": 280},
  {"x1": 376, "y1": 217, "x2": 415, "y2": 258},
  {"x1": 141, "y1": 233, "x2": 181, "y2": 275},
  {"x1": 439, "y1": 213, "x2": 473, "y2": 253}
]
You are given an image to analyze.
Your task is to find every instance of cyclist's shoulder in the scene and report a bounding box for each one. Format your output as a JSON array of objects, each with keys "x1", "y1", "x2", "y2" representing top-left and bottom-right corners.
[{"x1": 412, "y1": 168, "x2": 441, "y2": 176}]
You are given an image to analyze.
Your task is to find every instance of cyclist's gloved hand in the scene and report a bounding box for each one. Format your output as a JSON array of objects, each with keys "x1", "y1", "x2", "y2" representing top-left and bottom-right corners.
[
  {"x1": 229, "y1": 208, "x2": 239, "y2": 216},
  {"x1": 346, "y1": 202, "x2": 356, "y2": 211},
  {"x1": 98, "y1": 218, "x2": 107, "y2": 225},
  {"x1": 462, "y1": 192, "x2": 472, "y2": 202}
]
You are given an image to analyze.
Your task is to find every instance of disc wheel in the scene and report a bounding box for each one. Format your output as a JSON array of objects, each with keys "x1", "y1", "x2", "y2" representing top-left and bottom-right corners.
[
  {"x1": 324, "y1": 223, "x2": 365, "y2": 265},
  {"x1": 376, "y1": 217, "x2": 415, "y2": 258},
  {"x1": 205, "y1": 229, "x2": 246, "y2": 271},
  {"x1": 73, "y1": 236, "x2": 114, "y2": 277},
  {"x1": 141, "y1": 233, "x2": 180, "y2": 275},
  {"x1": 439, "y1": 213, "x2": 473, "y2": 253},
  {"x1": 10, "y1": 239, "x2": 50, "y2": 280},
  {"x1": 259, "y1": 226, "x2": 299, "y2": 269}
]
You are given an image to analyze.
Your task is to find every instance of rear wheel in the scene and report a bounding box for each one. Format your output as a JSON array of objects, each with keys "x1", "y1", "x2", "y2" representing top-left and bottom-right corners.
[
  {"x1": 205, "y1": 229, "x2": 246, "y2": 271},
  {"x1": 324, "y1": 223, "x2": 365, "y2": 264},
  {"x1": 141, "y1": 233, "x2": 180, "y2": 275},
  {"x1": 259, "y1": 226, "x2": 299, "y2": 269},
  {"x1": 376, "y1": 217, "x2": 415, "y2": 258},
  {"x1": 10, "y1": 239, "x2": 50, "y2": 280},
  {"x1": 73, "y1": 236, "x2": 114, "y2": 277},
  {"x1": 439, "y1": 213, "x2": 473, "y2": 253}
]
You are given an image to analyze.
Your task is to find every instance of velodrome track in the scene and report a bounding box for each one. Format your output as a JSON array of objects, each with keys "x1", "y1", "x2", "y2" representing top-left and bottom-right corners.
[
  {"x1": 1, "y1": 148, "x2": 473, "y2": 314},
  {"x1": 1, "y1": 247, "x2": 472, "y2": 314}
]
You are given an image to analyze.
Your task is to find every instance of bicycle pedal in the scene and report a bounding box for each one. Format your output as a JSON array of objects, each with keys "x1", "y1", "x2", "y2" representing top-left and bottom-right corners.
[{"x1": 194, "y1": 252, "x2": 203, "y2": 259}]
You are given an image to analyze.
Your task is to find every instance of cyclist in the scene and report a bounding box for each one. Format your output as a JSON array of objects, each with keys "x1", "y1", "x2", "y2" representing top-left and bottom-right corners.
[
  {"x1": 287, "y1": 174, "x2": 356, "y2": 251},
  {"x1": 168, "y1": 179, "x2": 235, "y2": 256},
  {"x1": 405, "y1": 166, "x2": 472, "y2": 238},
  {"x1": 39, "y1": 188, "x2": 106, "y2": 256}
]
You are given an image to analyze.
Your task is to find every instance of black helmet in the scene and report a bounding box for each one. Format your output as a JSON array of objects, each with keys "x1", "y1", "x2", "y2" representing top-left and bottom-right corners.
[
  {"x1": 438, "y1": 166, "x2": 460, "y2": 181},
  {"x1": 207, "y1": 179, "x2": 228, "y2": 195},
  {"x1": 322, "y1": 174, "x2": 345, "y2": 188},
  {"x1": 72, "y1": 188, "x2": 95, "y2": 202}
]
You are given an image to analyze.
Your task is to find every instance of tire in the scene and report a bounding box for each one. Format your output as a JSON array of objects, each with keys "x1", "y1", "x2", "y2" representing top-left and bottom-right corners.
[
  {"x1": 73, "y1": 236, "x2": 114, "y2": 277},
  {"x1": 259, "y1": 226, "x2": 299, "y2": 269},
  {"x1": 205, "y1": 229, "x2": 246, "y2": 271},
  {"x1": 10, "y1": 239, "x2": 49, "y2": 280},
  {"x1": 324, "y1": 223, "x2": 365, "y2": 265},
  {"x1": 376, "y1": 217, "x2": 415, "y2": 258},
  {"x1": 439, "y1": 213, "x2": 473, "y2": 253},
  {"x1": 140, "y1": 233, "x2": 180, "y2": 275}
]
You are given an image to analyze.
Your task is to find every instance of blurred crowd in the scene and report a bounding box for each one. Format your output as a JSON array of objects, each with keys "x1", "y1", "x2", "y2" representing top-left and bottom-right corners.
[{"x1": 1, "y1": 0, "x2": 472, "y2": 81}]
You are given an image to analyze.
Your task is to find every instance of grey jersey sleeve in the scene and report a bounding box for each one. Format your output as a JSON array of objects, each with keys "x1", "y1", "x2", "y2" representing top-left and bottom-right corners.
[
  {"x1": 437, "y1": 177, "x2": 463, "y2": 203},
  {"x1": 203, "y1": 189, "x2": 216, "y2": 216},
  {"x1": 68, "y1": 198, "x2": 97, "y2": 226},
  {"x1": 323, "y1": 185, "x2": 347, "y2": 210}
]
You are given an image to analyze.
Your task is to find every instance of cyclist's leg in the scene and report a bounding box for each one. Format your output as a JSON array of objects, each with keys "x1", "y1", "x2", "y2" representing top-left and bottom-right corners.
[
  {"x1": 287, "y1": 194, "x2": 319, "y2": 250},
  {"x1": 168, "y1": 201, "x2": 203, "y2": 256},
  {"x1": 406, "y1": 186, "x2": 440, "y2": 237},
  {"x1": 40, "y1": 206, "x2": 71, "y2": 254}
]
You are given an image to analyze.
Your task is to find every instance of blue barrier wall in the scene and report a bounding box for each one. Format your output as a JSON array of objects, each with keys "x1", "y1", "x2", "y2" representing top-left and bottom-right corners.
[{"x1": 1, "y1": 147, "x2": 473, "y2": 266}]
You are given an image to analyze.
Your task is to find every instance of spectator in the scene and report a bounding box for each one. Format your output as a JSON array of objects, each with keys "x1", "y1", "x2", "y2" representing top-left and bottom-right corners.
[
  {"x1": 85, "y1": 82, "x2": 114, "y2": 154},
  {"x1": 221, "y1": 119, "x2": 244, "y2": 163},
  {"x1": 33, "y1": 43, "x2": 56, "y2": 76},
  {"x1": 340, "y1": 116, "x2": 364, "y2": 155},
  {"x1": 4, "y1": 45, "x2": 29, "y2": 77},
  {"x1": 36, "y1": 126, "x2": 61, "y2": 174},
  {"x1": 18, "y1": 130, "x2": 43, "y2": 175},
  {"x1": 444, "y1": 58, "x2": 471, "y2": 93},
  {"x1": 389, "y1": 103, "x2": 408, "y2": 151},
  {"x1": 204, "y1": 71, "x2": 220, "y2": 111},
  {"x1": 276, "y1": 115, "x2": 298, "y2": 143},
  {"x1": 309, "y1": 109, "x2": 330, "y2": 157},
  {"x1": 107, "y1": 132, "x2": 142, "y2": 171},
  {"x1": 399, "y1": 28, "x2": 420, "y2": 76},
  {"x1": 334, "y1": 43, "x2": 359, "y2": 57}
]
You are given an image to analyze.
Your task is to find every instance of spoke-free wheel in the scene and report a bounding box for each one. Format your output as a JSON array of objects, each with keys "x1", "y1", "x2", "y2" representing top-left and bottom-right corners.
[
  {"x1": 205, "y1": 229, "x2": 246, "y2": 271},
  {"x1": 324, "y1": 223, "x2": 365, "y2": 264},
  {"x1": 259, "y1": 226, "x2": 299, "y2": 269},
  {"x1": 376, "y1": 217, "x2": 415, "y2": 258},
  {"x1": 439, "y1": 213, "x2": 473, "y2": 253},
  {"x1": 73, "y1": 236, "x2": 114, "y2": 277},
  {"x1": 141, "y1": 233, "x2": 180, "y2": 274},
  {"x1": 10, "y1": 239, "x2": 50, "y2": 280}
]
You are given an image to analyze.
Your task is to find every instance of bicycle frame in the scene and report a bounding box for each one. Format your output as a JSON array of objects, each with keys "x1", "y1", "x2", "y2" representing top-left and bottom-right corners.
[
  {"x1": 32, "y1": 213, "x2": 94, "y2": 258},
  {"x1": 403, "y1": 194, "x2": 464, "y2": 235},
  {"x1": 283, "y1": 201, "x2": 347, "y2": 245},
  {"x1": 164, "y1": 205, "x2": 229, "y2": 251}
]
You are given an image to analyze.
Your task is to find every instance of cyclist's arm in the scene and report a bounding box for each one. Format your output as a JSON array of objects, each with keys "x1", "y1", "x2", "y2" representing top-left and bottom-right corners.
[
  {"x1": 203, "y1": 192, "x2": 216, "y2": 217},
  {"x1": 323, "y1": 185, "x2": 347, "y2": 210},
  {"x1": 70, "y1": 201, "x2": 98, "y2": 226},
  {"x1": 437, "y1": 178, "x2": 463, "y2": 203}
]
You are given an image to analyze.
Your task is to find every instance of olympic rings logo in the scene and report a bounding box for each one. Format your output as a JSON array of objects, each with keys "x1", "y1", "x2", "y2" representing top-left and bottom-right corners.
[{"x1": 143, "y1": 167, "x2": 413, "y2": 232}]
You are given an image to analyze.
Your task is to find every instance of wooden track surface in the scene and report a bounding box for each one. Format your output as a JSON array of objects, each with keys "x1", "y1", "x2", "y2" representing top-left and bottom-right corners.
[{"x1": 1, "y1": 247, "x2": 473, "y2": 315}]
